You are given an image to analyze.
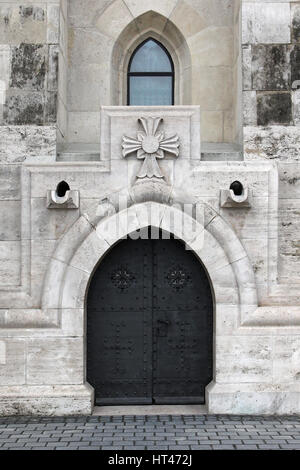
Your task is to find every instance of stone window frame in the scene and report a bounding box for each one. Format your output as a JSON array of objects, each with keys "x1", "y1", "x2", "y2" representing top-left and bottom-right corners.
[{"x1": 111, "y1": 13, "x2": 192, "y2": 106}]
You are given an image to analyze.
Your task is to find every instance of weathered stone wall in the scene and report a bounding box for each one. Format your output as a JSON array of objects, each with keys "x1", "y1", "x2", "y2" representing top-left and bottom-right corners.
[
  {"x1": 0, "y1": 1, "x2": 64, "y2": 298},
  {"x1": 0, "y1": 1, "x2": 299, "y2": 415},
  {"x1": 67, "y1": 0, "x2": 241, "y2": 146},
  {"x1": 0, "y1": 2, "x2": 60, "y2": 130},
  {"x1": 242, "y1": 1, "x2": 300, "y2": 289}
]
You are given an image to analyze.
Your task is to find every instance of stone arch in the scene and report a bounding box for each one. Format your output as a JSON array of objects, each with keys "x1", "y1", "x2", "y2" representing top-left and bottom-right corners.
[
  {"x1": 110, "y1": 10, "x2": 192, "y2": 105},
  {"x1": 41, "y1": 200, "x2": 257, "y2": 403},
  {"x1": 42, "y1": 201, "x2": 257, "y2": 323}
]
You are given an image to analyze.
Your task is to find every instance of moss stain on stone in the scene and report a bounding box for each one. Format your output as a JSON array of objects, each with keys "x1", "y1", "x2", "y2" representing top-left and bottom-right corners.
[{"x1": 10, "y1": 43, "x2": 47, "y2": 91}]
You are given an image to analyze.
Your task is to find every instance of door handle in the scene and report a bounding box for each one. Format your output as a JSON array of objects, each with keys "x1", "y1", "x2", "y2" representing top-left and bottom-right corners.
[{"x1": 157, "y1": 319, "x2": 169, "y2": 337}]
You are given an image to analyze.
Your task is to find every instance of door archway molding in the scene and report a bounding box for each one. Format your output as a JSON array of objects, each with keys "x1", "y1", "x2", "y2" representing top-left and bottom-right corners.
[{"x1": 42, "y1": 200, "x2": 258, "y2": 324}]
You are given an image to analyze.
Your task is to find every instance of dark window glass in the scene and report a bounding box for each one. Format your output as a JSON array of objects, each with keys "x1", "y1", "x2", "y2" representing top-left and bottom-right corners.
[{"x1": 128, "y1": 39, "x2": 174, "y2": 106}]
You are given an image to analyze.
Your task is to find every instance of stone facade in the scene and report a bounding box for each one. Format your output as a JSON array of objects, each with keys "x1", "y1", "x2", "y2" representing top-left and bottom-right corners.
[{"x1": 0, "y1": 0, "x2": 299, "y2": 415}]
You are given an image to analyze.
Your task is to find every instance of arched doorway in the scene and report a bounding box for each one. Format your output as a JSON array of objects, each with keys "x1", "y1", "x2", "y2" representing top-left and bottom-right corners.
[{"x1": 87, "y1": 230, "x2": 213, "y2": 405}]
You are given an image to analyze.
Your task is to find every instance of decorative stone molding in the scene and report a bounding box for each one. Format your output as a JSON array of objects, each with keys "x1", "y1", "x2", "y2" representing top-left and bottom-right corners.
[
  {"x1": 42, "y1": 201, "x2": 258, "y2": 318},
  {"x1": 46, "y1": 189, "x2": 80, "y2": 209},
  {"x1": 100, "y1": 106, "x2": 201, "y2": 162},
  {"x1": 122, "y1": 116, "x2": 180, "y2": 179}
]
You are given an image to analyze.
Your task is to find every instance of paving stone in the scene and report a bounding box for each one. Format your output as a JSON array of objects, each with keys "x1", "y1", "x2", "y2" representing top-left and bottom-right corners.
[{"x1": 0, "y1": 415, "x2": 298, "y2": 449}]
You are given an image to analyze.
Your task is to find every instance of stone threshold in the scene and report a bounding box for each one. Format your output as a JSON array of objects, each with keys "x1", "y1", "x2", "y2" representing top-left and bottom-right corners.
[{"x1": 93, "y1": 405, "x2": 208, "y2": 416}]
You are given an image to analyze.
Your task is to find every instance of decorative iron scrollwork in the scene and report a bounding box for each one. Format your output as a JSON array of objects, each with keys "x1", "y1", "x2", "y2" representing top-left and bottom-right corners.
[
  {"x1": 165, "y1": 265, "x2": 191, "y2": 291},
  {"x1": 111, "y1": 266, "x2": 135, "y2": 291}
]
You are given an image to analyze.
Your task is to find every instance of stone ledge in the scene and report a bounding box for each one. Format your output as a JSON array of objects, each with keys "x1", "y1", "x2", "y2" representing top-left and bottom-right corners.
[
  {"x1": 206, "y1": 381, "x2": 300, "y2": 415},
  {"x1": 0, "y1": 384, "x2": 94, "y2": 416}
]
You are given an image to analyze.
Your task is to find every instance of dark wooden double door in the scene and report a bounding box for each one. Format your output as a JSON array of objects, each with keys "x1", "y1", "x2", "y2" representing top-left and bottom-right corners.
[{"x1": 87, "y1": 231, "x2": 213, "y2": 405}]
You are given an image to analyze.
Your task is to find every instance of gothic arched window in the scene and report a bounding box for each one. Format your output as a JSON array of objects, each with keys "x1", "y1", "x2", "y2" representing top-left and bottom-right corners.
[{"x1": 128, "y1": 38, "x2": 174, "y2": 106}]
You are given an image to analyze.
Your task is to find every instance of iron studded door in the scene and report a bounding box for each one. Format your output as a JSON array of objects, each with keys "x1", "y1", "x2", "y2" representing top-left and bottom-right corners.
[
  {"x1": 152, "y1": 237, "x2": 213, "y2": 404},
  {"x1": 87, "y1": 238, "x2": 153, "y2": 404},
  {"x1": 87, "y1": 234, "x2": 213, "y2": 405}
]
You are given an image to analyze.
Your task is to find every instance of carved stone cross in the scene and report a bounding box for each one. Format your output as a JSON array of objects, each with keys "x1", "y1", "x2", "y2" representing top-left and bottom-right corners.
[{"x1": 122, "y1": 117, "x2": 180, "y2": 179}]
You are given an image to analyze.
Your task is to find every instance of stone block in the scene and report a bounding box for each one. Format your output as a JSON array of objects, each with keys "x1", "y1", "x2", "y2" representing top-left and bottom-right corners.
[
  {"x1": 0, "y1": 45, "x2": 11, "y2": 123},
  {"x1": 192, "y1": 66, "x2": 233, "y2": 111},
  {"x1": 4, "y1": 91, "x2": 44, "y2": 125},
  {"x1": 221, "y1": 198, "x2": 269, "y2": 240},
  {"x1": 10, "y1": 43, "x2": 47, "y2": 91},
  {"x1": 47, "y1": 45, "x2": 59, "y2": 91},
  {"x1": 29, "y1": 167, "x2": 118, "y2": 199},
  {"x1": 292, "y1": 3, "x2": 300, "y2": 43},
  {"x1": 47, "y1": 3, "x2": 60, "y2": 44},
  {"x1": 273, "y1": 336, "x2": 300, "y2": 384},
  {"x1": 68, "y1": 112, "x2": 100, "y2": 144},
  {"x1": 60, "y1": 265, "x2": 90, "y2": 309},
  {"x1": 244, "y1": 126, "x2": 300, "y2": 161},
  {"x1": 242, "y1": 238, "x2": 268, "y2": 287},
  {"x1": 291, "y1": 45, "x2": 300, "y2": 87},
  {"x1": 242, "y1": 45, "x2": 252, "y2": 90},
  {"x1": 215, "y1": 304, "x2": 238, "y2": 335},
  {"x1": 279, "y1": 199, "x2": 300, "y2": 256},
  {"x1": 95, "y1": 0, "x2": 135, "y2": 39},
  {"x1": 279, "y1": 162, "x2": 300, "y2": 198},
  {"x1": 59, "y1": 4, "x2": 68, "y2": 58},
  {"x1": 0, "y1": 165, "x2": 21, "y2": 200},
  {"x1": 0, "y1": 241, "x2": 21, "y2": 287},
  {"x1": 207, "y1": 382, "x2": 300, "y2": 415},
  {"x1": 188, "y1": 26, "x2": 233, "y2": 67},
  {"x1": 0, "y1": 200, "x2": 21, "y2": 240},
  {"x1": 193, "y1": 164, "x2": 271, "y2": 198},
  {"x1": 68, "y1": 0, "x2": 114, "y2": 28},
  {"x1": 58, "y1": 53, "x2": 67, "y2": 105},
  {"x1": 60, "y1": 309, "x2": 84, "y2": 336},
  {"x1": 0, "y1": 340, "x2": 25, "y2": 386},
  {"x1": 0, "y1": 341, "x2": 5, "y2": 365},
  {"x1": 100, "y1": 106, "x2": 201, "y2": 162},
  {"x1": 167, "y1": 2, "x2": 207, "y2": 40},
  {"x1": 44, "y1": 91, "x2": 57, "y2": 124},
  {"x1": 257, "y1": 92, "x2": 292, "y2": 126},
  {"x1": 243, "y1": 91, "x2": 257, "y2": 125},
  {"x1": 0, "y1": 4, "x2": 47, "y2": 44},
  {"x1": 124, "y1": 0, "x2": 177, "y2": 19},
  {"x1": 68, "y1": 63, "x2": 109, "y2": 112},
  {"x1": 31, "y1": 197, "x2": 80, "y2": 240},
  {"x1": 242, "y1": 2, "x2": 291, "y2": 45},
  {"x1": 69, "y1": 230, "x2": 109, "y2": 274},
  {"x1": 28, "y1": 240, "x2": 57, "y2": 306},
  {"x1": 200, "y1": 110, "x2": 223, "y2": 143},
  {"x1": 216, "y1": 336, "x2": 272, "y2": 383},
  {"x1": 0, "y1": 126, "x2": 56, "y2": 163},
  {"x1": 252, "y1": 45, "x2": 290, "y2": 91},
  {"x1": 57, "y1": 97, "x2": 67, "y2": 141},
  {"x1": 0, "y1": 384, "x2": 93, "y2": 416},
  {"x1": 26, "y1": 338, "x2": 84, "y2": 385},
  {"x1": 293, "y1": 89, "x2": 300, "y2": 125},
  {"x1": 279, "y1": 253, "x2": 300, "y2": 283}
]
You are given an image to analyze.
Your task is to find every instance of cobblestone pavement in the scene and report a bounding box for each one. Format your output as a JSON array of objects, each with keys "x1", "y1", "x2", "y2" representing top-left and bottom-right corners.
[{"x1": 0, "y1": 415, "x2": 300, "y2": 450}]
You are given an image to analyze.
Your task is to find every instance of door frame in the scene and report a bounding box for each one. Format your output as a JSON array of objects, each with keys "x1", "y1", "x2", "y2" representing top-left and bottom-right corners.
[
  {"x1": 41, "y1": 201, "x2": 258, "y2": 414},
  {"x1": 86, "y1": 231, "x2": 214, "y2": 405}
]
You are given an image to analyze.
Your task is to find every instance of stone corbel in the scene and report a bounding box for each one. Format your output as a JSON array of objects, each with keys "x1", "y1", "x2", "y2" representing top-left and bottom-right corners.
[
  {"x1": 46, "y1": 189, "x2": 80, "y2": 209},
  {"x1": 220, "y1": 184, "x2": 251, "y2": 208}
]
